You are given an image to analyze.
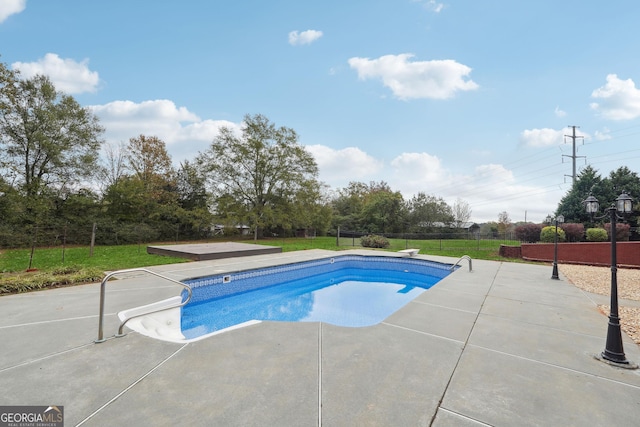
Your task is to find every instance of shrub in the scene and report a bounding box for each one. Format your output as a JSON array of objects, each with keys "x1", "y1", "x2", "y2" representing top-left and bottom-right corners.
[
  {"x1": 604, "y1": 223, "x2": 631, "y2": 241},
  {"x1": 540, "y1": 226, "x2": 566, "y2": 243},
  {"x1": 515, "y1": 223, "x2": 543, "y2": 243},
  {"x1": 360, "y1": 234, "x2": 390, "y2": 248},
  {"x1": 0, "y1": 267, "x2": 104, "y2": 294},
  {"x1": 560, "y1": 223, "x2": 584, "y2": 242},
  {"x1": 586, "y1": 228, "x2": 608, "y2": 242}
]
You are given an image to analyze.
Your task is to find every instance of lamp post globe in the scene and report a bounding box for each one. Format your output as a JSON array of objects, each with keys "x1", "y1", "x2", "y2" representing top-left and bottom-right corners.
[
  {"x1": 616, "y1": 192, "x2": 633, "y2": 214},
  {"x1": 584, "y1": 194, "x2": 599, "y2": 215}
]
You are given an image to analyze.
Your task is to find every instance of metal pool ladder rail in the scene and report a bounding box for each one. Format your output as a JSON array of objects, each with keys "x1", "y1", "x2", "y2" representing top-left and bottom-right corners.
[
  {"x1": 95, "y1": 268, "x2": 192, "y2": 343},
  {"x1": 451, "y1": 255, "x2": 472, "y2": 272}
]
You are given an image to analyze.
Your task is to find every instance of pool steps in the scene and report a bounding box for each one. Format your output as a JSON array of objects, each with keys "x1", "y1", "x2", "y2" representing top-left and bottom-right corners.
[
  {"x1": 95, "y1": 268, "x2": 192, "y2": 343},
  {"x1": 118, "y1": 296, "x2": 185, "y2": 341}
]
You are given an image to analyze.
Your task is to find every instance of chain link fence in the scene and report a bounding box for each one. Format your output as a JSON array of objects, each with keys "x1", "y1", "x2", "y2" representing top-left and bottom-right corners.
[{"x1": 334, "y1": 229, "x2": 518, "y2": 251}]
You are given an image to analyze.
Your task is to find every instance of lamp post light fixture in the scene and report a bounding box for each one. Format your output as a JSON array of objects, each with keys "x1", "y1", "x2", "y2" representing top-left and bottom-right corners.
[
  {"x1": 584, "y1": 192, "x2": 637, "y2": 369},
  {"x1": 545, "y1": 214, "x2": 564, "y2": 280}
]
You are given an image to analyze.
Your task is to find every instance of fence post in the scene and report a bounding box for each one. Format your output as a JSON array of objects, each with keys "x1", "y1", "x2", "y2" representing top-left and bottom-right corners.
[
  {"x1": 62, "y1": 224, "x2": 67, "y2": 263},
  {"x1": 28, "y1": 225, "x2": 38, "y2": 270},
  {"x1": 90, "y1": 222, "x2": 97, "y2": 257}
]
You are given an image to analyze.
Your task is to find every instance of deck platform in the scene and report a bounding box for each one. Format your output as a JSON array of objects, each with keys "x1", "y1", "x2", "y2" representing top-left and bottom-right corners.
[{"x1": 147, "y1": 241, "x2": 282, "y2": 261}]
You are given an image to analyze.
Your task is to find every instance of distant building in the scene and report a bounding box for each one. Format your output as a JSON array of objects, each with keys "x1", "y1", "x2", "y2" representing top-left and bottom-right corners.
[
  {"x1": 212, "y1": 224, "x2": 251, "y2": 236},
  {"x1": 428, "y1": 222, "x2": 479, "y2": 231}
]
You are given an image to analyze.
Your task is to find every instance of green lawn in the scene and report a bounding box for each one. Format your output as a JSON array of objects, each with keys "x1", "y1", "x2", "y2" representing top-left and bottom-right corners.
[
  {"x1": 1, "y1": 236, "x2": 517, "y2": 273},
  {"x1": 255, "y1": 236, "x2": 518, "y2": 260},
  {"x1": 0, "y1": 244, "x2": 187, "y2": 294},
  {"x1": 0, "y1": 236, "x2": 519, "y2": 294},
  {"x1": 0, "y1": 244, "x2": 188, "y2": 273}
]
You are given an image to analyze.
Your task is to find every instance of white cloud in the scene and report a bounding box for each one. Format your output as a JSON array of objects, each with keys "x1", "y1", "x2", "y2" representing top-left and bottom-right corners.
[
  {"x1": 594, "y1": 127, "x2": 612, "y2": 141},
  {"x1": 306, "y1": 145, "x2": 383, "y2": 186},
  {"x1": 0, "y1": 0, "x2": 25, "y2": 23},
  {"x1": 519, "y1": 128, "x2": 564, "y2": 147},
  {"x1": 452, "y1": 163, "x2": 564, "y2": 223},
  {"x1": 554, "y1": 106, "x2": 566, "y2": 118},
  {"x1": 472, "y1": 163, "x2": 514, "y2": 183},
  {"x1": 89, "y1": 99, "x2": 240, "y2": 161},
  {"x1": 590, "y1": 74, "x2": 640, "y2": 120},
  {"x1": 412, "y1": 0, "x2": 444, "y2": 13},
  {"x1": 389, "y1": 152, "x2": 447, "y2": 192},
  {"x1": 348, "y1": 53, "x2": 478, "y2": 100},
  {"x1": 385, "y1": 155, "x2": 559, "y2": 223},
  {"x1": 288, "y1": 30, "x2": 323, "y2": 46},
  {"x1": 12, "y1": 53, "x2": 100, "y2": 94},
  {"x1": 289, "y1": 142, "x2": 564, "y2": 223},
  {"x1": 423, "y1": 0, "x2": 445, "y2": 13}
]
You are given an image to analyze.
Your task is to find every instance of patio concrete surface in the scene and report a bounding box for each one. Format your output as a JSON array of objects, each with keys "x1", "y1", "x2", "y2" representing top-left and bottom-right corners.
[{"x1": 2, "y1": 249, "x2": 640, "y2": 426}]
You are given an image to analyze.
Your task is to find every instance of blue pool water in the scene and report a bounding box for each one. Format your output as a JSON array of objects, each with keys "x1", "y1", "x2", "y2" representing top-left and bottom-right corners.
[{"x1": 181, "y1": 257, "x2": 451, "y2": 339}]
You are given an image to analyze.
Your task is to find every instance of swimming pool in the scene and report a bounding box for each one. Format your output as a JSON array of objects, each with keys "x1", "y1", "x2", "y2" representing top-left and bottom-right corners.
[{"x1": 119, "y1": 255, "x2": 455, "y2": 343}]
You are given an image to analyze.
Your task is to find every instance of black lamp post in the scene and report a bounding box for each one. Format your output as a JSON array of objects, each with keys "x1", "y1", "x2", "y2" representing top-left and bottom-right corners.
[
  {"x1": 546, "y1": 214, "x2": 564, "y2": 280},
  {"x1": 584, "y1": 192, "x2": 637, "y2": 368}
]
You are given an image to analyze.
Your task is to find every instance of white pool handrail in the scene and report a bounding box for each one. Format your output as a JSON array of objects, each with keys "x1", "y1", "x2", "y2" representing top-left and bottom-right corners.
[
  {"x1": 451, "y1": 255, "x2": 472, "y2": 272},
  {"x1": 95, "y1": 268, "x2": 192, "y2": 343}
]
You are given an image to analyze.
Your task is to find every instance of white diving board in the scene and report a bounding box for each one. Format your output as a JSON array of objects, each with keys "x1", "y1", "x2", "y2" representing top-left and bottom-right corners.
[{"x1": 398, "y1": 248, "x2": 419, "y2": 257}]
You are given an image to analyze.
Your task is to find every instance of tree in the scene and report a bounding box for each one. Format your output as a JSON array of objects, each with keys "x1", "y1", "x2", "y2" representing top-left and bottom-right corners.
[
  {"x1": 452, "y1": 198, "x2": 472, "y2": 229},
  {"x1": 360, "y1": 185, "x2": 405, "y2": 233},
  {"x1": 407, "y1": 192, "x2": 453, "y2": 230},
  {"x1": 98, "y1": 141, "x2": 129, "y2": 191},
  {"x1": 102, "y1": 176, "x2": 148, "y2": 223},
  {"x1": 556, "y1": 165, "x2": 640, "y2": 227},
  {"x1": 497, "y1": 211, "x2": 511, "y2": 235},
  {"x1": 278, "y1": 179, "x2": 332, "y2": 236},
  {"x1": 197, "y1": 114, "x2": 319, "y2": 240},
  {"x1": 175, "y1": 160, "x2": 208, "y2": 211},
  {"x1": 480, "y1": 221, "x2": 499, "y2": 237},
  {"x1": 556, "y1": 166, "x2": 603, "y2": 223},
  {"x1": 50, "y1": 188, "x2": 102, "y2": 244},
  {"x1": 604, "y1": 166, "x2": 640, "y2": 227},
  {"x1": 126, "y1": 135, "x2": 174, "y2": 185},
  {"x1": 331, "y1": 181, "x2": 370, "y2": 230},
  {"x1": 0, "y1": 70, "x2": 104, "y2": 224},
  {"x1": 103, "y1": 136, "x2": 178, "y2": 226},
  {"x1": 605, "y1": 166, "x2": 640, "y2": 200}
]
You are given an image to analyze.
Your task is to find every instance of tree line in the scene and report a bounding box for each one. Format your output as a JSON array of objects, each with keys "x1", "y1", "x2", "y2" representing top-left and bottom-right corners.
[
  {"x1": 555, "y1": 165, "x2": 640, "y2": 227},
  {"x1": 0, "y1": 62, "x2": 475, "y2": 248},
  {"x1": 3, "y1": 59, "x2": 636, "y2": 249}
]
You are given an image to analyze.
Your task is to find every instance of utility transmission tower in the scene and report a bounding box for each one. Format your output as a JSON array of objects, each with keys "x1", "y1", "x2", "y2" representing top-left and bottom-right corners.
[{"x1": 563, "y1": 125, "x2": 585, "y2": 185}]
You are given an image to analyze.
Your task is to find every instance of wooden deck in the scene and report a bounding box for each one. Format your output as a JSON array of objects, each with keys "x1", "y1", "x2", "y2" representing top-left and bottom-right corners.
[{"x1": 147, "y1": 242, "x2": 282, "y2": 261}]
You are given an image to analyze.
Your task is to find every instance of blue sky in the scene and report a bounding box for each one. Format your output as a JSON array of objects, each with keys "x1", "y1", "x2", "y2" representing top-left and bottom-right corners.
[{"x1": 2, "y1": 0, "x2": 640, "y2": 222}]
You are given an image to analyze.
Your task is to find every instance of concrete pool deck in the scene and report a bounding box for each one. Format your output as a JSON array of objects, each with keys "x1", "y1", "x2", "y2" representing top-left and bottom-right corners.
[{"x1": 2, "y1": 249, "x2": 640, "y2": 426}]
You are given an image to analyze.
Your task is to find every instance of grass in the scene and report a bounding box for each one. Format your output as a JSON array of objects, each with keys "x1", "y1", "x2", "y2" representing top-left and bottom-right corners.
[
  {"x1": 0, "y1": 236, "x2": 519, "y2": 294},
  {"x1": 258, "y1": 236, "x2": 519, "y2": 261},
  {"x1": 0, "y1": 244, "x2": 187, "y2": 295},
  {"x1": 0, "y1": 244, "x2": 188, "y2": 272}
]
